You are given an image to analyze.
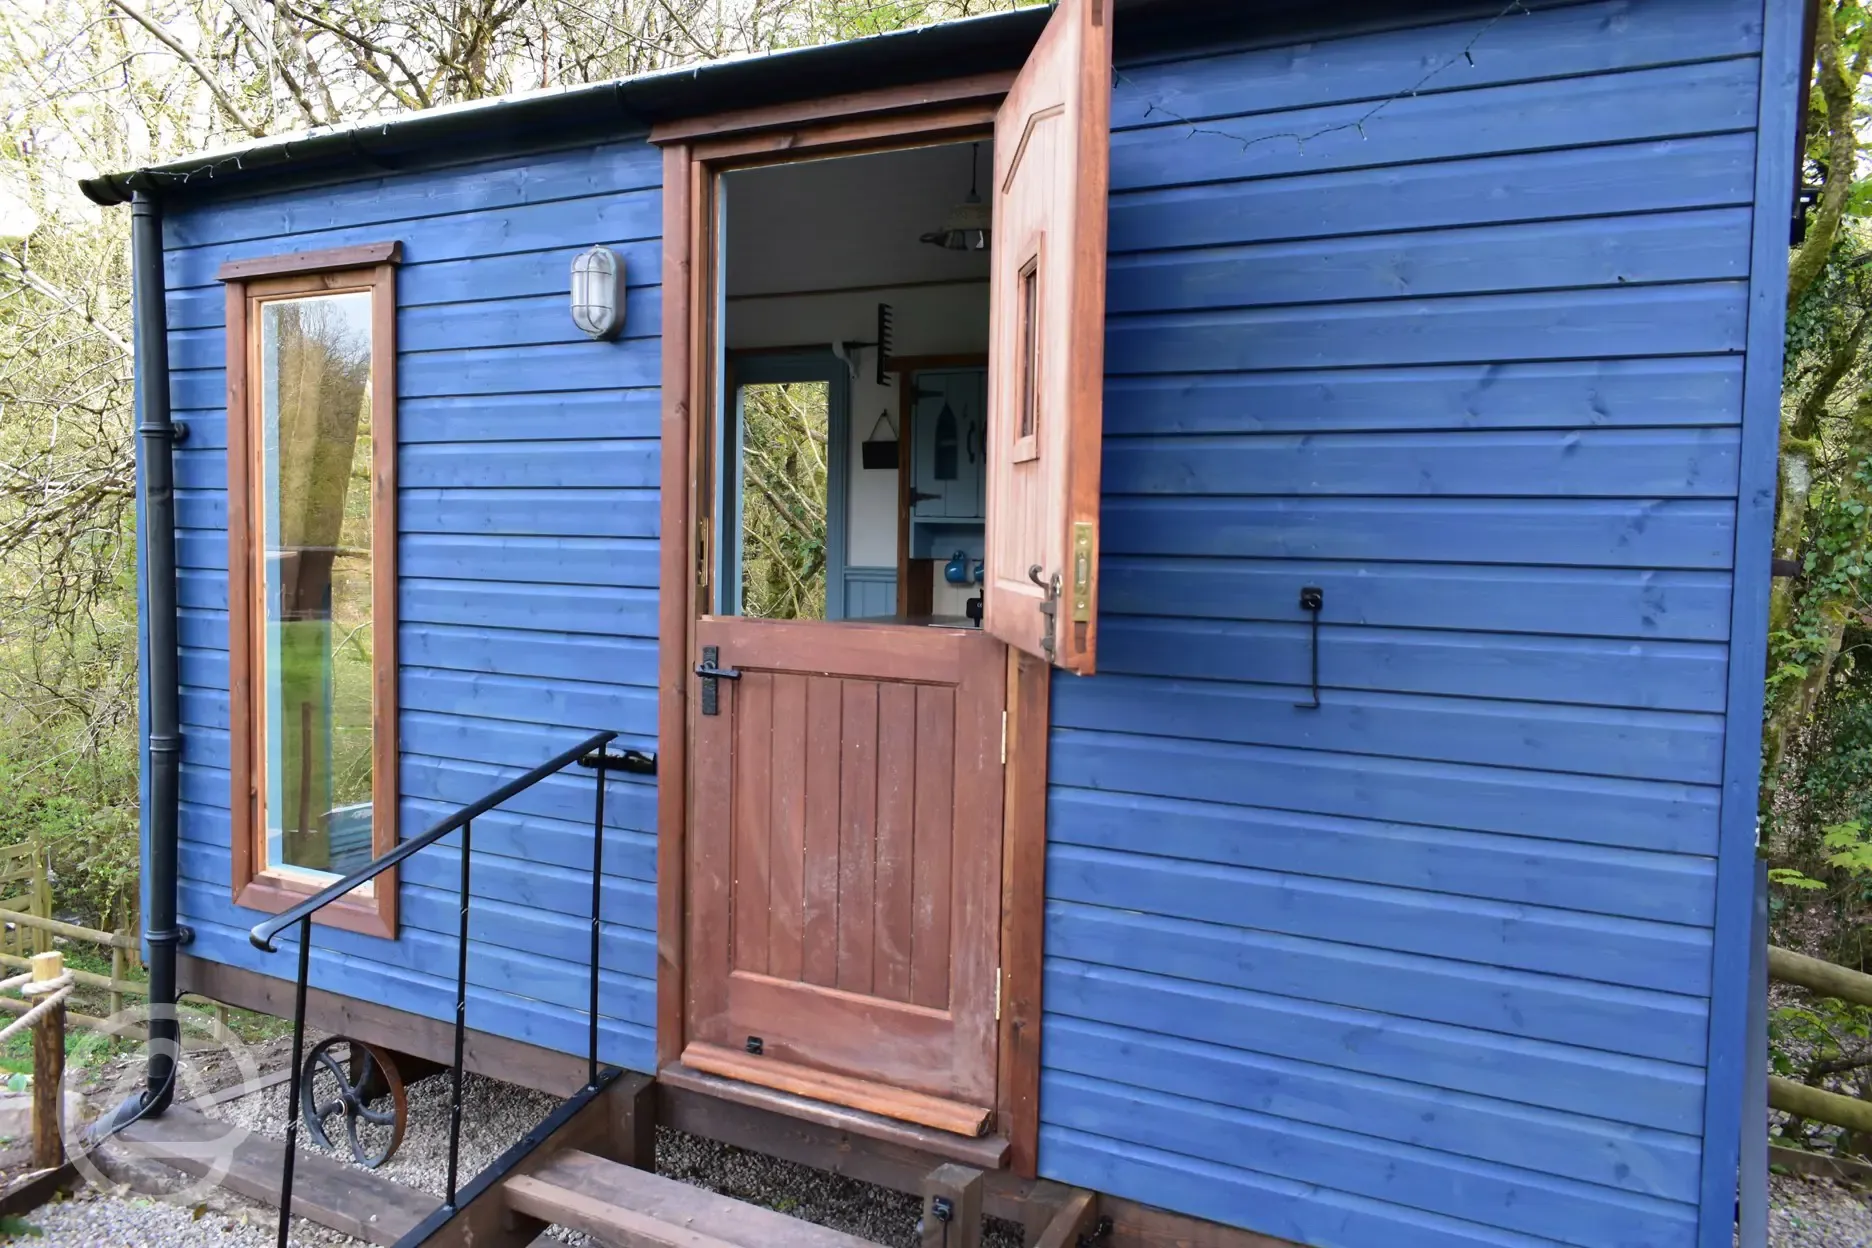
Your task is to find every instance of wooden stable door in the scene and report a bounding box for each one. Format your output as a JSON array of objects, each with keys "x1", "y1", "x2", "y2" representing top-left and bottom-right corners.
[
  {"x1": 983, "y1": 0, "x2": 1111, "y2": 674},
  {"x1": 684, "y1": 619, "x2": 1006, "y2": 1131}
]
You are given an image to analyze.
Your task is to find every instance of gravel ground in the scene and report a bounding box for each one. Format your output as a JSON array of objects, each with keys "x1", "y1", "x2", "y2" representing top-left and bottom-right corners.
[
  {"x1": 1772, "y1": 1174, "x2": 1872, "y2": 1247},
  {"x1": 13, "y1": 1181, "x2": 365, "y2": 1247},
  {"x1": 16, "y1": 1188, "x2": 283, "y2": 1248},
  {"x1": 204, "y1": 1063, "x2": 562, "y2": 1199}
]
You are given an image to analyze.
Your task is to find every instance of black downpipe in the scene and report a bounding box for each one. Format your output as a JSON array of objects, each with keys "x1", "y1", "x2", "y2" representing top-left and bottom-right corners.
[{"x1": 127, "y1": 190, "x2": 183, "y2": 1121}]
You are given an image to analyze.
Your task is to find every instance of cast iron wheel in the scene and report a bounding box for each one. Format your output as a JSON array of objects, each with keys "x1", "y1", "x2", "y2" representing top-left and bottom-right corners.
[{"x1": 300, "y1": 1037, "x2": 407, "y2": 1168}]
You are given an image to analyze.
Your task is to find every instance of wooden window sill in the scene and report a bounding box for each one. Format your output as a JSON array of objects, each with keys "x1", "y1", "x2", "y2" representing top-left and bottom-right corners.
[{"x1": 234, "y1": 875, "x2": 396, "y2": 941}]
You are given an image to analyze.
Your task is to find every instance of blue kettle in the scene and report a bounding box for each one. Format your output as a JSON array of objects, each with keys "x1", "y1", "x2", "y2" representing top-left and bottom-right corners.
[{"x1": 944, "y1": 550, "x2": 972, "y2": 586}]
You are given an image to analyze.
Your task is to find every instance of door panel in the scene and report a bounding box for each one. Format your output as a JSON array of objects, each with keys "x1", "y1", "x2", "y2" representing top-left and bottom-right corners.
[
  {"x1": 983, "y1": 0, "x2": 1111, "y2": 673},
  {"x1": 687, "y1": 617, "x2": 1006, "y2": 1114}
]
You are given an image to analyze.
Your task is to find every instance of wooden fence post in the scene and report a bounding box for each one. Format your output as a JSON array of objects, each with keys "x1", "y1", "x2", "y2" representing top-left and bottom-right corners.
[
  {"x1": 109, "y1": 931, "x2": 128, "y2": 1022},
  {"x1": 30, "y1": 951, "x2": 65, "y2": 1171},
  {"x1": 920, "y1": 1164, "x2": 983, "y2": 1248}
]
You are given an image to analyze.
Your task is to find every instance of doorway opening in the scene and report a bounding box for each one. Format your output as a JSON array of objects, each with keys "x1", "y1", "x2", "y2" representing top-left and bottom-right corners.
[
  {"x1": 714, "y1": 140, "x2": 996, "y2": 626},
  {"x1": 683, "y1": 138, "x2": 1010, "y2": 1134}
]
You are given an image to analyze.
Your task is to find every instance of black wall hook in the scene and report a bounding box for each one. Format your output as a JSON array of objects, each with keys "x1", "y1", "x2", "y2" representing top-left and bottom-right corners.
[{"x1": 1295, "y1": 586, "x2": 1324, "y2": 710}]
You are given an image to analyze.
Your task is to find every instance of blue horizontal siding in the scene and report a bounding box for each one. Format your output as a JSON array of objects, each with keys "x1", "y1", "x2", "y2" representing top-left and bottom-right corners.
[
  {"x1": 1106, "y1": 209, "x2": 1753, "y2": 313},
  {"x1": 1102, "y1": 496, "x2": 1737, "y2": 568},
  {"x1": 1047, "y1": 961, "x2": 1705, "y2": 1135},
  {"x1": 164, "y1": 193, "x2": 662, "y2": 288},
  {"x1": 1101, "y1": 358, "x2": 1746, "y2": 436},
  {"x1": 1049, "y1": 1073, "x2": 1695, "y2": 1248},
  {"x1": 1107, "y1": 0, "x2": 1761, "y2": 129},
  {"x1": 1094, "y1": 624, "x2": 1728, "y2": 713},
  {"x1": 1106, "y1": 283, "x2": 1749, "y2": 374},
  {"x1": 162, "y1": 136, "x2": 663, "y2": 1074},
  {"x1": 1049, "y1": 789, "x2": 1715, "y2": 926},
  {"x1": 1104, "y1": 428, "x2": 1741, "y2": 498},
  {"x1": 1108, "y1": 56, "x2": 1758, "y2": 193},
  {"x1": 1040, "y1": 4, "x2": 1756, "y2": 1246},
  {"x1": 1099, "y1": 558, "x2": 1733, "y2": 641},
  {"x1": 1060, "y1": 672, "x2": 1723, "y2": 779},
  {"x1": 1047, "y1": 901, "x2": 1708, "y2": 1063},
  {"x1": 1109, "y1": 133, "x2": 1758, "y2": 255}
]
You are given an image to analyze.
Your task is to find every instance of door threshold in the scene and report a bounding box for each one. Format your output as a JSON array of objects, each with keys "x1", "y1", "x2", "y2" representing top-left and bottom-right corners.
[{"x1": 664, "y1": 1053, "x2": 1009, "y2": 1170}]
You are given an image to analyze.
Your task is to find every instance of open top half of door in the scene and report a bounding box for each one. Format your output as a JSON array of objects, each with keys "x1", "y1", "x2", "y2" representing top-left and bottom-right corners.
[{"x1": 983, "y1": 0, "x2": 1111, "y2": 675}]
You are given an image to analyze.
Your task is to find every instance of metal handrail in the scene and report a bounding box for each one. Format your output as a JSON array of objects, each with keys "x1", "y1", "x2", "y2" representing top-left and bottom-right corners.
[
  {"x1": 248, "y1": 730, "x2": 617, "y2": 952},
  {"x1": 249, "y1": 728, "x2": 622, "y2": 1248}
]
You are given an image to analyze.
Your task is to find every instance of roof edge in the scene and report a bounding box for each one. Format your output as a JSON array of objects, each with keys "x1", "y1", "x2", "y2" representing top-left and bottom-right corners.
[{"x1": 79, "y1": 7, "x2": 1049, "y2": 208}]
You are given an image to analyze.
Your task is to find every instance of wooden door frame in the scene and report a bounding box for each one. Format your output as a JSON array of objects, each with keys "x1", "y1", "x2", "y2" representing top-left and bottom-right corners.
[{"x1": 653, "y1": 78, "x2": 1053, "y2": 1175}]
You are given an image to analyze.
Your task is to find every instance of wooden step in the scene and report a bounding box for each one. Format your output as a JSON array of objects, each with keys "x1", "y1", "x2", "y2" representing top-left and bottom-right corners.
[
  {"x1": 657, "y1": 1062, "x2": 1009, "y2": 1171},
  {"x1": 115, "y1": 1104, "x2": 439, "y2": 1246},
  {"x1": 503, "y1": 1148, "x2": 880, "y2": 1248},
  {"x1": 680, "y1": 1042, "x2": 991, "y2": 1137}
]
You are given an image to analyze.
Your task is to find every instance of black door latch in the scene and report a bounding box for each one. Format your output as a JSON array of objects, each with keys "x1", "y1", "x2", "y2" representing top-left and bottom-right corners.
[
  {"x1": 695, "y1": 646, "x2": 742, "y2": 716},
  {"x1": 1295, "y1": 586, "x2": 1324, "y2": 710}
]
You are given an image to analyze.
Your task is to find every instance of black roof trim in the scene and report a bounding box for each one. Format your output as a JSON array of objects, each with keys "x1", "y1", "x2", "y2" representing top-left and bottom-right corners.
[{"x1": 79, "y1": 6, "x2": 1050, "y2": 207}]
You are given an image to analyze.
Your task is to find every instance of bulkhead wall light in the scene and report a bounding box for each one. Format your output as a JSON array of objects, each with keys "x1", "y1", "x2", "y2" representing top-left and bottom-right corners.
[{"x1": 571, "y1": 245, "x2": 626, "y2": 339}]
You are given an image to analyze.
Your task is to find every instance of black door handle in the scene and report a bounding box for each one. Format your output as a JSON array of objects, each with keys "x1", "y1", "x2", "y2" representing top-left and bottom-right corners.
[{"x1": 695, "y1": 646, "x2": 740, "y2": 717}]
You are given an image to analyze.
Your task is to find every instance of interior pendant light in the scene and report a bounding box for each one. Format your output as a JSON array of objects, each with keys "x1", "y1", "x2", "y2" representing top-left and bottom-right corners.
[{"x1": 921, "y1": 143, "x2": 991, "y2": 252}]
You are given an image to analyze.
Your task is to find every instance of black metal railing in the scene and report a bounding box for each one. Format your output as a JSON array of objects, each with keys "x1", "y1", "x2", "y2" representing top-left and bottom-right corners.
[{"x1": 248, "y1": 730, "x2": 643, "y2": 1248}]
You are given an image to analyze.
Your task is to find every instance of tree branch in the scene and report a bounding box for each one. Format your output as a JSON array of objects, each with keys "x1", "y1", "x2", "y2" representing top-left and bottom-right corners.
[
  {"x1": 0, "y1": 254, "x2": 131, "y2": 359},
  {"x1": 104, "y1": 0, "x2": 266, "y2": 137},
  {"x1": 1791, "y1": 1, "x2": 1860, "y2": 312}
]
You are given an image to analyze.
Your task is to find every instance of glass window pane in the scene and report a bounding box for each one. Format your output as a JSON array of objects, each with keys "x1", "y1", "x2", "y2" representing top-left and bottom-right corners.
[
  {"x1": 738, "y1": 381, "x2": 829, "y2": 621},
  {"x1": 258, "y1": 292, "x2": 375, "y2": 881},
  {"x1": 1018, "y1": 260, "x2": 1039, "y2": 442}
]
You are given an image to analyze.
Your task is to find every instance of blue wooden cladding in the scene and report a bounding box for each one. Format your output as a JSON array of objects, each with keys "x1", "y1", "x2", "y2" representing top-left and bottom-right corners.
[
  {"x1": 145, "y1": 1, "x2": 1791, "y2": 1246},
  {"x1": 162, "y1": 136, "x2": 666, "y2": 1075},
  {"x1": 1036, "y1": 2, "x2": 1778, "y2": 1247}
]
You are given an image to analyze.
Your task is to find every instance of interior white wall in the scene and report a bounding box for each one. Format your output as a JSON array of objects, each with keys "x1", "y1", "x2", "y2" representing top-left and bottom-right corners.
[{"x1": 723, "y1": 144, "x2": 993, "y2": 579}]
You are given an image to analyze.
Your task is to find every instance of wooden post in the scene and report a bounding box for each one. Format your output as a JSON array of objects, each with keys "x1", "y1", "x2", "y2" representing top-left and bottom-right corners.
[
  {"x1": 607, "y1": 1074, "x2": 658, "y2": 1171},
  {"x1": 30, "y1": 860, "x2": 50, "y2": 957},
  {"x1": 920, "y1": 1164, "x2": 983, "y2": 1248},
  {"x1": 109, "y1": 936, "x2": 127, "y2": 1022},
  {"x1": 31, "y1": 951, "x2": 64, "y2": 1171},
  {"x1": 1026, "y1": 1186, "x2": 1099, "y2": 1248}
]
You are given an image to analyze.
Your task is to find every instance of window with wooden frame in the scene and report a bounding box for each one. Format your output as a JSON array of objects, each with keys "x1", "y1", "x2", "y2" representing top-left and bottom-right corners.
[{"x1": 220, "y1": 243, "x2": 400, "y2": 939}]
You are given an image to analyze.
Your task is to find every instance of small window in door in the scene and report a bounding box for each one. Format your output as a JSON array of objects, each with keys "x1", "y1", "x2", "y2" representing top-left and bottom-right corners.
[
  {"x1": 718, "y1": 355, "x2": 849, "y2": 620},
  {"x1": 1015, "y1": 255, "x2": 1040, "y2": 461}
]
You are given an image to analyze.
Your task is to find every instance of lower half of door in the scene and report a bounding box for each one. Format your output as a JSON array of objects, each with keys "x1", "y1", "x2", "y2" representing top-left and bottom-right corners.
[{"x1": 684, "y1": 618, "x2": 1006, "y2": 1134}]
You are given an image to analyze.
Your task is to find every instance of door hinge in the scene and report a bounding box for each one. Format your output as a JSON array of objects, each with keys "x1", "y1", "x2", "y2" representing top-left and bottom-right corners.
[
  {"x1": 1000, "y1": 711, "x2": 1008, "y2": 765},
  {"x1": 994, "y1": 967, "x2": 1002, "y2": 1021}
]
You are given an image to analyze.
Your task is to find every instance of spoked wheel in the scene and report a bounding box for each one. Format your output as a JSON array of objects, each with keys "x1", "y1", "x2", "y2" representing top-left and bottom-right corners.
[{"x1": 300, "y1": 1037, "x2": 408, "y2": 1168}]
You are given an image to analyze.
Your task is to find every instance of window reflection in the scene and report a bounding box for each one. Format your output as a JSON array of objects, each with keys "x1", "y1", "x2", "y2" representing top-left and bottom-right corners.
[{"x1": 259, "y1": 292, "x2": 376, "y2": 881}]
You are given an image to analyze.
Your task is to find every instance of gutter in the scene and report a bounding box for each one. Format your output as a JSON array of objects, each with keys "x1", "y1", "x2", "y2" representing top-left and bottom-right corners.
[{"x1": 99, "y1": 192, "x2": 188, "y2": 1132}]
